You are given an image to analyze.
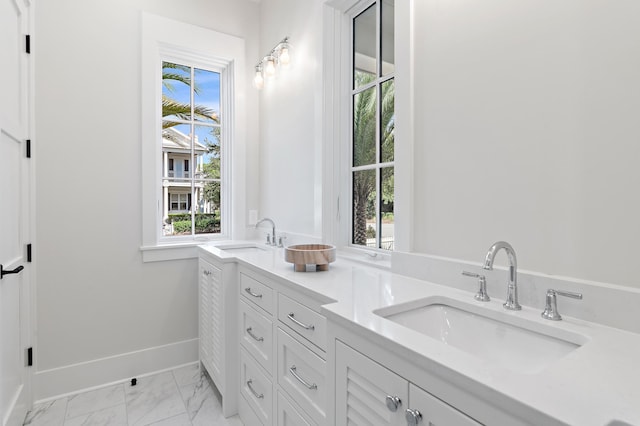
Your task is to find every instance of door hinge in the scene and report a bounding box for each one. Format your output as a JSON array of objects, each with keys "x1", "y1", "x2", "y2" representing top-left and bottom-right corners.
[
  {"x1": 26, "y1": 139, "x2": 31, "y2": 158},
  {"x1": 27, "y1": 244, "x2": 32, "y2": 262},
  {"x1": 25, "y1": 35, "x2": 31, "y2": 54},
  {"x1": 26, "y1": 347, "x2": 33, "y2": 367}
]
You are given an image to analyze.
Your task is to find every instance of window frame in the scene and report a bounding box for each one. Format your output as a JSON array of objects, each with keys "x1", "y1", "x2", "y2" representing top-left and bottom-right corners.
[
  {"x1": 141, "y1": 12, "x2": 247, "y2": 262},
  {"x1": 350, "y1": 1, "x2": 395, "y2": 251},
  {"x1": 323, "y1": 0, "x2": 412, "y2": 258},
  {"x1": 158, "y1": 56, "x2": 229, "y2": 242}
]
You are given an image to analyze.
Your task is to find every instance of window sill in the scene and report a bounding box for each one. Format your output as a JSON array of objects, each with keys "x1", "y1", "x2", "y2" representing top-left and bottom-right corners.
[
  {"x1": 336, "y1": 246, "x2": 392, "y2": 270},
  {"x1": 140, "y1": 243, "x2": 202, "y2": 262}
]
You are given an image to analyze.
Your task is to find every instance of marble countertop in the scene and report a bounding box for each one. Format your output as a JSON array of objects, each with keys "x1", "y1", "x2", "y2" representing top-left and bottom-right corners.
[{"x1": 199, "y1": 242, "x2": 640, "y2": 426}]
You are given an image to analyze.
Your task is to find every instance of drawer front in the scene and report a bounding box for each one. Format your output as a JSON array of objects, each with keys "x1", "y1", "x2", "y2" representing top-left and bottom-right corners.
[
  {"x1": 240, "y1": 348, "x2": 273, "y2": 426},
  {"x1": 277, "y1": 391, "x2": 315, "y2": 426},
  {"x1": 277, "y1": 328, "x2": 326, "y2": 425},
  {"x1": 241, "y1": 272, "x2": 274, "y2": 315},
  {"x1": 278, "y1": 293, "x2": 326, "y2": 351},
  {"x1": 240, "y1": 299, "x2": 273, "y2": 375}
]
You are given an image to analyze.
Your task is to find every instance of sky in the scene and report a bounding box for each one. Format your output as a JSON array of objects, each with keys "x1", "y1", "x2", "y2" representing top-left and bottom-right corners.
[{"x1": 162, "y1": 63, "x2": 221, "y2": 119}]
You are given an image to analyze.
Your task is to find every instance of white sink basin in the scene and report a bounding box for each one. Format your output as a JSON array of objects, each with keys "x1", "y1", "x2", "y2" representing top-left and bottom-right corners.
[
  {"x1": 375, "y1": 296, "x2": 587, "y2": 374},
  {"x1": 215, "y1": 243, "x2": 268, "y2": 253}
]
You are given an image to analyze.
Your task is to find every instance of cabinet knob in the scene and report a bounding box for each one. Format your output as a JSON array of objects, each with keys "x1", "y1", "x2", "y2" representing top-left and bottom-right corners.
[
  {"x1": 405, "y1": 408, "x2": 422, "y2": 425},
  {"x1": 385, "y1": 395, "x2": 401, "y2": 412}
]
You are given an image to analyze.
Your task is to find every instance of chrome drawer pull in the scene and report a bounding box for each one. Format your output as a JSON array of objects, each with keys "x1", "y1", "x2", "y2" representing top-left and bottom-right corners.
[
  {"x1": 246, "y1": 327, "x2": 264, "y2": 342},
  {"x1": 289, "y1": 365, "x2": 317, "y2": 390},
  {"x1": 287, "y1": 313, "x2": 315, "y2": 330},
  {"x1": 245, "y1": 287, "x2": 263, "y2": 298},
  {"x1": 246, "y1": 379, "x2": 264, "y2": 399}
]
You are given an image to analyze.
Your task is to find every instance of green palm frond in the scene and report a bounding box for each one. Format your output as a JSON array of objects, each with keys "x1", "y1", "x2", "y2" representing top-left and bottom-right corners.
[{"x1": 162, "y1": 96, "x2": 218, "y2": 128}]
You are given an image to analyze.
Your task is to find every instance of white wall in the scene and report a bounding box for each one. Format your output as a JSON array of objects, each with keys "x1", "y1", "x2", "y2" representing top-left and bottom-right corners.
[
  {"x1": 34, "y1": 0, "x2": 259, "y2": 397},
  {"x1": 257, "y1": 0, "x2": 325, "y2": 239},
  {"x1": 409, "y1": 0, "x2": 640, "y2": 288}
]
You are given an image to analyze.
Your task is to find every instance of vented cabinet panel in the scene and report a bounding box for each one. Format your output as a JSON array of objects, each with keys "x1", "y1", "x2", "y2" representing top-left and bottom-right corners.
[
  {"x1": 335, "y1": 341, "x2": 407, "y2": 426},
  {"x1": 199, "y1": 258, "x2": 222, "y2": 389}
]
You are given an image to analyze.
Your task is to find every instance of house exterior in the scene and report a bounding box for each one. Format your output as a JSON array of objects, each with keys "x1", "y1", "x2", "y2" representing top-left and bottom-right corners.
[{"x1": 161, "y1": 126, "x2": 209, "y2": 233}]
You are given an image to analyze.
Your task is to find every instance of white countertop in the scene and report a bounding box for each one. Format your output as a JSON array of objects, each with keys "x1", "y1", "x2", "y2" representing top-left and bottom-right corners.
[{"x1": 199, "y1": 242, "x2": 640, "y2": 426}]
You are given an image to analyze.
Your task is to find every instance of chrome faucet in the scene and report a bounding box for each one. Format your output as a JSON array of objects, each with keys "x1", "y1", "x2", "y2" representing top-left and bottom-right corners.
[
  {"x1": 255, "y1": 218, "x2": 276, "y2": 246},
  {"x1": 483, "y1": 241, "x2": 521, "y2": 310}
]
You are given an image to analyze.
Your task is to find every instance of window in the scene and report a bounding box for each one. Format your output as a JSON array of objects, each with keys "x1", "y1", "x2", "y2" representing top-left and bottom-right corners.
[
  {"x1": 161, "y1": 62, "x2": 222, "y2": 237},
  {"x1": 351, "y1": 0, "x2": 395, "y2": 251},
  {"x1": 141, "y1": 13, "x2": 247, "y2": 261},
  {"x1": 169, "y1": 193, "x2": 190, "y2": 212}
]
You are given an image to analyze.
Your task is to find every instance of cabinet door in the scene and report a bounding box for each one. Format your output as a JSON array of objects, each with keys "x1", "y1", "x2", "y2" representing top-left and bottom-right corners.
[
  {"x1": 199, "y1": 258, "x2": 222, "y2": 386},
  {"x1": 408, "y1": 384, "x2": 481, "y2": 426},
  {"x1": 335, "y1": 341, "x2": 408, "y2": 425},
  {"x1": 199, "y1": 259, "x2": 213, "y2": 375}
]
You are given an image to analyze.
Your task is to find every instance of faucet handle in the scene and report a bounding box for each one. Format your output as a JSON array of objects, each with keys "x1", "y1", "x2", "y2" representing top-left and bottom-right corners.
[
  {"x1": 541, "y1": 289, "x2": 583, "y2": 321},
  {"x1": 265, "y1": 234, "x2": 272, "y2": 245},
  {"x1": 462, "y1": 271, "x2": 490, "y2": 302}
]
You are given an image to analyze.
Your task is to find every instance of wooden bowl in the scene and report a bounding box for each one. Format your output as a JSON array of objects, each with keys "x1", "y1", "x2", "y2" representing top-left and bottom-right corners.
[{"x1": 284, "y1": 244, "x2": 336, "y2": 272}]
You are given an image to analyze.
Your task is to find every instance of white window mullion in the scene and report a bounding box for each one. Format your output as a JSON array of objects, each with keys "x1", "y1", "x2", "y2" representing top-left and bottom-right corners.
[
  {"x1": 190, "y1": 66, "x2": 196, "y2": 235},
  {"x1": 375, "y1": 1, "x2": 382, "y2": 249}
]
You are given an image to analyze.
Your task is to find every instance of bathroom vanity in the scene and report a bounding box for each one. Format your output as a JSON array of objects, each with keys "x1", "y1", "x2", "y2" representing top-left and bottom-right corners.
[{"x1": 198, "y1": 242, "x2": 640, "y2": 426}]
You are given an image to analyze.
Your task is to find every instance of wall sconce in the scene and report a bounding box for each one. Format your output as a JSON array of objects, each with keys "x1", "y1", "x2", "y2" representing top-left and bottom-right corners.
[{"x1": 253, "y1": 36, "x2": 291, "y2": 89}]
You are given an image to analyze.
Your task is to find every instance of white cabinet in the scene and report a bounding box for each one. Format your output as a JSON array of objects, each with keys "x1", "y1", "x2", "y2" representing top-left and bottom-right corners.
[
  {"x1": 237, "y1": 266, "x2": 327, "y2": 425},
  {"x1": 335, "y1": 341, "x2": 480, "y2": 426},
  {"x1": 198, "y1": 252, "x2": 238, "y2": 417}
]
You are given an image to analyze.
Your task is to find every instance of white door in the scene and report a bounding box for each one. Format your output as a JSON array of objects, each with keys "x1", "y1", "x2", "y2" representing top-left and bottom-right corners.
[{"x1": 0, "y1": 0, "x2": 32, "y2": 425}]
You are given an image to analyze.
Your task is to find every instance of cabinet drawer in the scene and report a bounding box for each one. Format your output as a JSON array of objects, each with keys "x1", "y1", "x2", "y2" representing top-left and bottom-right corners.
[
  {"x1": 240, "y1": 299, "x2": 273, "y2": 375},
  {"x1": 240, "y1": 348, "x2": 273, "y2": 426},
  {"x1": 277, "y1": 328, "x2": 326, "y2": 425},
  {"x1": 277, "y1": 391, "x2": 316, "y2": 426},
  {"x1": 278, "y1": 293, "x2": 326, "y2": 351},
  {"x1": 241, "y1": 272, "x2": 274, "y2": 315}
]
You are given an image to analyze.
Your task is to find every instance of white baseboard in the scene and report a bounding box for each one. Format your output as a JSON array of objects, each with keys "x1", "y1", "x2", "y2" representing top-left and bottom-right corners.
[{"x1": 33, "y1": 338, "x2": 199, "y2": 403}]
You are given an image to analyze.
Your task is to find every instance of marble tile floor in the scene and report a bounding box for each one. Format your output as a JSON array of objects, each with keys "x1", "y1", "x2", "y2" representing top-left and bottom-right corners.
[{"x1": 23, "y1": 363, "x2": 243, "y2": 426}]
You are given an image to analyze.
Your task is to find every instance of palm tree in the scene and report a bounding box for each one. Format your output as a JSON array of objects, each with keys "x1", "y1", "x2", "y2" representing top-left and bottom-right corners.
[
  {"x1": 352, "y1": 74, "x2": 395, "y2": 246},
  {"x1": 162, "y1": 62, "x2": 217, "y2": 128}
]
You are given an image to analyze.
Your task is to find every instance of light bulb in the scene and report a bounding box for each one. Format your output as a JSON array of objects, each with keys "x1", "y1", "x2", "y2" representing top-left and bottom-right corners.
[
  {"x1": 265, "y1": 56, "x2": 276, "y2": 77},
  {"x1": 279, "y1": 47, "x2": 290, "y2": 66},
  {"x1": 253, "y1": 66, "x2": 264, "y2": 89}
]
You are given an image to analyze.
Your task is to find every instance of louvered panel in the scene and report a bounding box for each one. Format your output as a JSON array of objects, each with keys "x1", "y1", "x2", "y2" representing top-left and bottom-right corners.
[
  {"x1": 347, "y1": 370, "x2": 392, "y2": 420},
  {"x1": 199, "y1": 263, "x2": 211, "y2": 367},
  {"x1": 347, "y1": 404, "x2": 375, "y2": 426},
  {"x1": 345, "y1": 378, "x2": 390, "y2": 425},
  {"x1": 335, "y1": 341, "x2": 407, "y2": 426},
  {"x1": 210, "y1": 265, "x2": 223, "y2": 382}
]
